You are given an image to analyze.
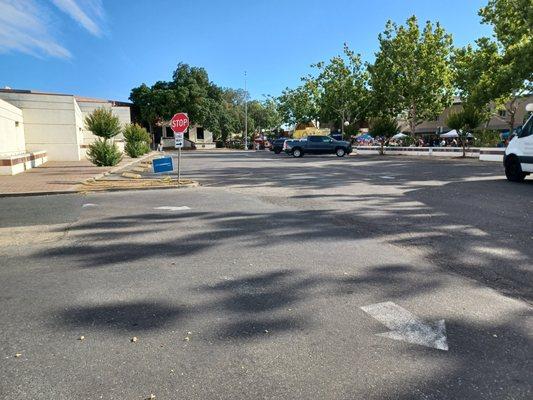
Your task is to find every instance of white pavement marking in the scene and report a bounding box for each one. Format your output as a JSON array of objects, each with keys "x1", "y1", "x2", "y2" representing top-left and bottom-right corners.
[
  {"x1": 153, "y1": 206, "x2": 191, "y2": 211},
  {"x1": 361, "y1": 301, "x2": 448, "y2": 351},
  {"x1": 379, "y1": 176, "x2": 395, "y2": 179},
  {"x1": 82, "y1": 203, "x2": 98, "y2": 208}
]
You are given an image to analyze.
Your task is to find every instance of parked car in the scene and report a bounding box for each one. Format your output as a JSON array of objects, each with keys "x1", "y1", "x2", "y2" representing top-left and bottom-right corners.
[
  {"x1": 284, "y1": 135, "x2": 352, "y2": 158},
  {"x1": 504, "y1": 104, "x2": 533, "y2": 182},
  {"x1": 270, "y1": 138, "x2": 288, "y2": 154}
]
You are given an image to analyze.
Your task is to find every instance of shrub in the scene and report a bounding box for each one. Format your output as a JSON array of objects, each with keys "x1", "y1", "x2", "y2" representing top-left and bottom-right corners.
[
  {"x1": 87, "y1": 139, "x2": 122, "y2": 166},
  {"x1": 84, "y1": 108, "x2": 121, "y2": 140},
  {"x1": 124, "y1": 123, "x2": 151, "y2": 143},
  {"x1": 123, "y1": 124, "x2": 151, "y2": 158},
  {"x1": 125, "y1": 141, "x2": 150, "y2": 158},
  {"x1": 473, "y1": 129, "x2": 500, "y2": 147}
]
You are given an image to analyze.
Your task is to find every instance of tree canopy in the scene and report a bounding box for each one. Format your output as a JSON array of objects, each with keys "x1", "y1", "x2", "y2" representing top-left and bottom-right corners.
[
  {"x1": 130, "y1": 63, "x2": 281, "y2": 143},
  {"x1": 368, "y1": 16, "x2": 454, "y2": 134}
]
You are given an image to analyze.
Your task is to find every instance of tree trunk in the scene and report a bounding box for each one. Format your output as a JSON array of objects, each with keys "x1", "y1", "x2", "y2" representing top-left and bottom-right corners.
[
  {"x1": 148, "y1": 122, "x2": 154, "y2": 149},
  {"x1": 409, "y1": 102, "x2": 417, "y2": 141},
  {"x1": 508, "y1": 111, "x2": 515, "y2": 134},
  {"x1": 461, "y1": 130, "x2": 466, "y2": 158},
  {"x1": 380, "y1": 139, "x2": 385, "y2": 156}
]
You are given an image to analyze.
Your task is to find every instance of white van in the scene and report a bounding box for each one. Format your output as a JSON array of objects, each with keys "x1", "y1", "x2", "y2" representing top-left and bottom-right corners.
[{"x1": 504, "y1": 103, "x2": 533, "y2": 182}]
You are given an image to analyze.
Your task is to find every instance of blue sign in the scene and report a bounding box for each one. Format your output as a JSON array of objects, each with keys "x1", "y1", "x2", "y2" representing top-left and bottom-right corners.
[{"x1": 152, "y1": 157, "x2": 174, "y2": 173}]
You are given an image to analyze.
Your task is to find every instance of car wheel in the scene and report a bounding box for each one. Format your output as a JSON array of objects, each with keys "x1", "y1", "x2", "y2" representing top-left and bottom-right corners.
[
  {"x1": 505, "y1": 156, "x2": 526, "y2": 182},
  {"x1": 274, "y1": 149, "x2": 281, "y2": 154},
  {"x1": 292, "y1": 148, "x2": 303, "y2": 158},
  {"x1": 336, "y1": 148, "x2": 346, "y2": 157}
]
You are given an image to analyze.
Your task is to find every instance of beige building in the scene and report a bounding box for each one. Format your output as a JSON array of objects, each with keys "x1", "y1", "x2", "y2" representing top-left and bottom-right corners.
[
  {"x1": 0, "y1": 89, "x2": 131, "y2": 175},
  {"x1": 158, "y1": 121, "x2": 215, "y2": 150},
  {"x1": 400, "y1": 95, "x2": 533, "y2": 135}
]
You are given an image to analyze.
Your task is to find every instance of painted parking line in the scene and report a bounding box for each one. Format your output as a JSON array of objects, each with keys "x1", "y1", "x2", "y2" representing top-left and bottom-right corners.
[
  {"x1": 153, "y1": 206, "x2": 191, "y2": 211},
  {"x1": 82, "y1": 203, "x2": 99, "y2": 208},
  {"x1": 379, "y1": 176, "x2": 395, "y2": 180}
]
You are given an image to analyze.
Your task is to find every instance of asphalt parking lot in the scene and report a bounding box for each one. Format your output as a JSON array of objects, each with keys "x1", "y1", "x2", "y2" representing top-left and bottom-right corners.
[{"x1": 0, "y1": 150, "x2": 531, "y2": 399}]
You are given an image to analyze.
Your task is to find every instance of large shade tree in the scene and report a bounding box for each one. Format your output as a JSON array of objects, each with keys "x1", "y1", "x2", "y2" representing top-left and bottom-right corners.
[
  {"x1": 310, "y1": 43, "x2": 369, "y2": 135},
  {"x1": 452, "y1": 0, "x2": 532, "y2": 133},
  {"x1": 369, "y1": 16, "x2": 454, "y2": 135},
  {"x1": 277, "y1": 83, "x2": 320, "y2": 126},
  {"x1": 130, "y1": 63, "x2": 226, "y2": 141}
]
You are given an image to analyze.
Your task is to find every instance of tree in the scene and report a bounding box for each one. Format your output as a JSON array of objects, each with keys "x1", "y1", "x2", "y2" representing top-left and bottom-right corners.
[
  {"x1": 85, "y1": 108, "x2": 123, "y2": 166},
  {"x1": 311, "y1": 44, "x2": 369, "y2": 136},
  {"x1": 248, "y1": 97, "x2": 282, "y2": 134},
  {"x1": 130, "y1": 63, "x2": 227, "y2": 141},
  {"x1": 277, "y1": 83, "x2": 319, "y2": 126},
  {"x1": 478, "y1": 0, "x2": 533, "y2": 96},
  {"x1": 446, "y1": 107, "x2": 484, "y2": 157},
  {"x1": 370, "y1": 116, "x2": 399, "y2": 155},
  {"x1": 369, "y1": 16, "x2": 454, "y2": 136},
  {"x1": 451, "y1": 0, "x2": 533, "y2": 134},
  {"x1": 124, "y1": 124, "x2": 151, "y2": 158}
]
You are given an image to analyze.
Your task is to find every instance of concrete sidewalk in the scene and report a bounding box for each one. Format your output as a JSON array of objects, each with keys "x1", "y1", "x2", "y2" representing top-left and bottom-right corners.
[{"x1": 0, "y1": 153, "x2": 153, "y2": 196}]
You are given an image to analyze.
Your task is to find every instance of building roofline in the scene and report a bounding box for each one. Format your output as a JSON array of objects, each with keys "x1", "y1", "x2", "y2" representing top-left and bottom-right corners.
[{"x1": 0, "y1": 88, "x2": 131, "y2": 106}]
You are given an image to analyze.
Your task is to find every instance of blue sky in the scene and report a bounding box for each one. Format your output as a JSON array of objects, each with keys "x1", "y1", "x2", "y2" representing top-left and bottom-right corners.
[{"x1": 0, "y1": 0, "x2": 493, "y2": 102}]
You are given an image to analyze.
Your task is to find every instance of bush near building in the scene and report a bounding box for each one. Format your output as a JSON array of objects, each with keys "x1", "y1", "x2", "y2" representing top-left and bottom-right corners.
[
  {"x1": 85, "y1": 108, "x2": 123, "y2": 166},
  {"x1": 124, "y1": 124, "x2": 151, "y2": 158}
]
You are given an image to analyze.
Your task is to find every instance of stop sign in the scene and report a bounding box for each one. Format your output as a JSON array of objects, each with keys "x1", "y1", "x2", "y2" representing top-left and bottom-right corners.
[{"x1": 170, "y1": 113, "x2": 189, "y2": 133}]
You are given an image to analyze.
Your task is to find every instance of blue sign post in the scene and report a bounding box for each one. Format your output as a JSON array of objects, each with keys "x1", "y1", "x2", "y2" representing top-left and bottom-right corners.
[{"x1": 152, "y1": 157, "x2": 174, "y2": 173}]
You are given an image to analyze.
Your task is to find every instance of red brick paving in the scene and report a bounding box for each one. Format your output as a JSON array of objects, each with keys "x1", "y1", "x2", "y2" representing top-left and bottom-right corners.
[{"x1": 0, "y1": 158, "x2": 137, "y2": 195}]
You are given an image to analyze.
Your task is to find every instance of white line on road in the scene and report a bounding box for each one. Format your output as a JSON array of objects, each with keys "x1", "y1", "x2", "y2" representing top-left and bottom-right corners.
[
  {"x1": 82, "y1": 203, "x2": 98, "y2": 208},
  {"x1": 154, "y1": 206, "x2": 191, "y2": 211},
  {"x1": 379, "y1": 176, "x2": 395, "y2": 179},
  {"x1": 361, "y1": 301, "x2": 448, "y2": 351}
]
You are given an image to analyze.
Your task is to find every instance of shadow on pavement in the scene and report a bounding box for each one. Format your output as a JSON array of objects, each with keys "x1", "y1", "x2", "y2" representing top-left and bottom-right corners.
[{"x1": 56, "y1": 301, "x2": 185, "y2": 333}]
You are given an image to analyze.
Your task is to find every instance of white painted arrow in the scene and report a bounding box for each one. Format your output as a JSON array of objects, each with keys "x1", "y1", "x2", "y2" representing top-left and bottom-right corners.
[
  {"x1": 361, "y1": 301, "x2": 448, "y2": 351},
  {"x1": 153, "y1": 206, "x2": 191, "y2": 211}
]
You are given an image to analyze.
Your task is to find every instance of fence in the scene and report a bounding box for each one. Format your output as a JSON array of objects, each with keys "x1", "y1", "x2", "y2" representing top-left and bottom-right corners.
[{"x1": 355, "y1": 146, "x2": 505, "y2": 162}]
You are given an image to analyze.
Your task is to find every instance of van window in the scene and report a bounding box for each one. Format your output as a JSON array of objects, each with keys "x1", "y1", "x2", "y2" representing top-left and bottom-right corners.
[{"x1": 519, "y1": 115, "x2": 533, "y2": 138}]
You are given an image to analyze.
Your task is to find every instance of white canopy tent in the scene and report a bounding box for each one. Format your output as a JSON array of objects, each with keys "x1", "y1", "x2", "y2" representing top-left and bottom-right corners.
[
  {"x1": 391, "y1": 132, "x2": 408, "y2": 139},
  {"x1": 440, "y1": 130, "x2": 473, "y2": 138}
]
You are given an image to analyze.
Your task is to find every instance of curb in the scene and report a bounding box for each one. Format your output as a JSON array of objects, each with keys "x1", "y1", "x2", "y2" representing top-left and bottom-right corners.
[
  {"x1": 0, "y1": 190, "x2": 81, "y2": 198},
  {"x1": 90, "y1": 151, "x2": 156, "y2": 181}
]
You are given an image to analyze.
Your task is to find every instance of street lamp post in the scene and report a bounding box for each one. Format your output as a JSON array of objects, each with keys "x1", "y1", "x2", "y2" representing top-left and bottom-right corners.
[{"x1": 244, "y1": 71, "x2": 248, "y2": 151}]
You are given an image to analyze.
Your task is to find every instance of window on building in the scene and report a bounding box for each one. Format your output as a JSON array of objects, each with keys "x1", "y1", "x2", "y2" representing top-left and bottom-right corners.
[
  {"x1": 15, "y1": 121, "x2": 19, "y2": 127},
  {"x1": 498, "y1": 109, "x2": 507, "y2": 118},
  {"x1": 196, "y1": 127, "x2": 204, "y2": 140},
  {"x1": 165, "y1": 127, "x2": 174, "y2": 138}
]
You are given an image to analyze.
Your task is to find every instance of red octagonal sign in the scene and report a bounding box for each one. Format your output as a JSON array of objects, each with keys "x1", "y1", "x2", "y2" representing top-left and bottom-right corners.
[{"x1": 170, "y1": 112, "x2": 189, "y2": 133}]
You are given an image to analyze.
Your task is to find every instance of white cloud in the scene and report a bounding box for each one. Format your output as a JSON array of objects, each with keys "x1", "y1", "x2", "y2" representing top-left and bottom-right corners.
[
  {"x1": 0, "y1": 0, "x2": 106, "y2": 59},
  {"x1": 0, "y1": 0, "x2": 72, "y2": 58},
  {"x1": 51, "y1": 0, "x2": 105, "y2": 37}
]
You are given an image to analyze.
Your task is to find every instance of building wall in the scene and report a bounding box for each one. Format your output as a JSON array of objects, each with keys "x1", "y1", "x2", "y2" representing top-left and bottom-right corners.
[
  {"x1": 76, "y1": 100, "x2": 131, "y2": 157},
  {"x1": 0, "y1": 99, "x2": 25, "y2": 156},
  {"x1": 188, "y1": 125, "x2": 215, "y2": 149},
  {"x1": 0, "y1": 92, "x2": 82, "y2": 161}
]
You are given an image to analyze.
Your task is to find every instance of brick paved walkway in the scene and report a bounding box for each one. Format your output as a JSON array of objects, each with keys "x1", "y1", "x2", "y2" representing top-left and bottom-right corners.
[{"x1": 0, "y1": 156, "x2": 149, "y2": 196}]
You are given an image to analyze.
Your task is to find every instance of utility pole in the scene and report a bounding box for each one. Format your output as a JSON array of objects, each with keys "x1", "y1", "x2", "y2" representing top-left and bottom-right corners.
[{"x1": 244, "y1": 71, "x2": 248, "y2": 151}]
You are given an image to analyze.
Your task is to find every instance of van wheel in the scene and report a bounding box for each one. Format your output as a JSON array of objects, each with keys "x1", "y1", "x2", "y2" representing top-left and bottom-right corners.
[
  {"x1": 505, "y1": 156, "x2": 526, "y2": 182},
  {"x1": 292, "y1": 148, "x2": 303, "y2": 158},
  {"x1": 336, "y1": 148, "x2": 346, "y2": 157}
]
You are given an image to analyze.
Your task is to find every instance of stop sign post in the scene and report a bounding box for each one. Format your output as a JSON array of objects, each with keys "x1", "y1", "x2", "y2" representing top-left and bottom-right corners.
[{"x1": 170, "y1": 112, "x2": 189, "y2": 184}]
